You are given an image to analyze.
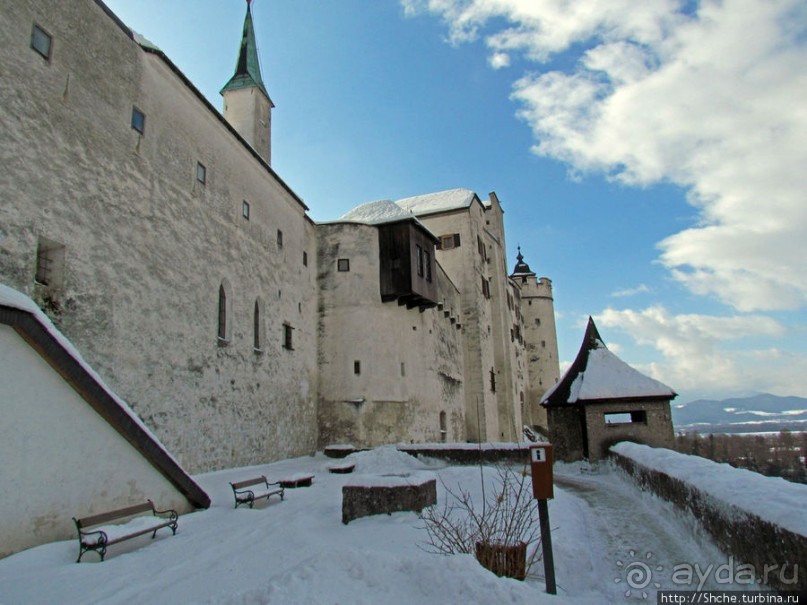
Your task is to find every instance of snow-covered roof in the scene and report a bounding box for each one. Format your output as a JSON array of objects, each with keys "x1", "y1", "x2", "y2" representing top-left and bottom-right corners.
[
  {"x1": 0, "y1": 283, "x2": 210, "y2": 508},
  {"x1": 395, "y1": 188, "x2": 482, "y2": 216},
  {"x1": 335, "y1": 199, "x2": 439, "y2": 242},
  {"x1": 569, "y1": 342, "x2": 675, "y2": 401},
  {"x1": 542, "y1": 317, "x2": 675, "y2": 406},
  {"x1": 339, "y1": 199, "x2": 418, "y2": 225}
]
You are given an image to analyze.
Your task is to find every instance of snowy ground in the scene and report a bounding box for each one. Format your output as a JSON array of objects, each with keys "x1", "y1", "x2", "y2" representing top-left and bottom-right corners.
[{"x1": 0, "y1": 448, "x2": 762, "y2": 604}]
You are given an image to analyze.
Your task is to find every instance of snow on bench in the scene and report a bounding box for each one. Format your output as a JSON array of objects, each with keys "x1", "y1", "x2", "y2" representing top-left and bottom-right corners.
[
  {"x1": 229, "y1": 476, "x2": 285, "y2": 509},
  {"x1": 327, "y1": 462, "x2": 356, "y2": 474},
  {"x1": 72, "y1": 500, "x2": 178, "y2": 562},
  {"x1": 278, "y1": 473, "x2": 315, "y2": 488}
]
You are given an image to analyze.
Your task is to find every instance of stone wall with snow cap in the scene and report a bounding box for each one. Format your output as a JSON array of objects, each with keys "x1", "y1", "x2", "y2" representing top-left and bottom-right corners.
[{"x1": 611, "y1": 442, "x2": 807, "y2": 593}]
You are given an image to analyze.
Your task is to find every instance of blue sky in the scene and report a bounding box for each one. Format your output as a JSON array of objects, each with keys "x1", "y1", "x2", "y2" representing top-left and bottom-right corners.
[{"x1": 102, "y1": 0, "x2": 807, "y2": 403}]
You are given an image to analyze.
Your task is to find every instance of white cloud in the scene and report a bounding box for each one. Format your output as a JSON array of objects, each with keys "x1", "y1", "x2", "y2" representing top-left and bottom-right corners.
[
  {"x1": 595, "y1": 306, "x2": 807, "y2": 397},
  {"x1": 403, "y1": 0, "x2": 807, "y2": 313},
  {"x1": 612, "y1": 284, "x2": 651, "y2": 298},
  {"x1": 489, "y1": 51, "x2": 511, "y2": 69}
]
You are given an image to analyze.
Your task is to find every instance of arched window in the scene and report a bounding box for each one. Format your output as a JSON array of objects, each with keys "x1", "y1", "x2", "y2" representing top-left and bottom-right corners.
[
  {"x1": 253, "y1": 298, "x2": 264, "y2": 351},
  {"x1": 217, "y1": 279, "x2": 232, "y2": 343},
  {"x1": 218, "y1": 285, "x2": 227, "y2": 340}
]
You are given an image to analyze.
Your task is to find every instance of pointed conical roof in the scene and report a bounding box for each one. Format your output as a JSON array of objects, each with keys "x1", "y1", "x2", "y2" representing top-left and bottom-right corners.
[
  {"x1": 221, "y1": 1, "x2": 273, "y2": 104},
  {"x1": 510, "y1": 246, "x2": 536, "y2": 278},
  {"x1": 541, "y1": 317, "x2": 676, "y2": 406}
]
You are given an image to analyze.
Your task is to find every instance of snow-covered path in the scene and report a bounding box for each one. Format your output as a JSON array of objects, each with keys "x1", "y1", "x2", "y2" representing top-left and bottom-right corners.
[
  {"x1": 0, "y1": 449, "x2": 770, "y2": 604},
  {"x1": 554, "y1": 463, "x2": 755, "y2": 599}
]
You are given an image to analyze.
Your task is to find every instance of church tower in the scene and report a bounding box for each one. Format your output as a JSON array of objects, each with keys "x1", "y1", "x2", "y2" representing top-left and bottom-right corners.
[
  {"x1": 511, "y1": 247, "x2": 560, "y2": 431},
  {"x1": 221, "y1": 0, "x2": 274, "y2": 165}
]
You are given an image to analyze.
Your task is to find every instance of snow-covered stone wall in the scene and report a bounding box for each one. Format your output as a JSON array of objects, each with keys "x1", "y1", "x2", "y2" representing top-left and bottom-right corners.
[{"x1": 611, "y1": 442, "x2": 807, "y2": 593}]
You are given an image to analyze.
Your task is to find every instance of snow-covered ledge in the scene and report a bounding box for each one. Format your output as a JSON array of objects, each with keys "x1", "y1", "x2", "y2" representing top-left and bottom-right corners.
[
  {"x1": 342, "y1": 471, "x2": 436, "y2": 525},
  {"x1": 610, "y1": 442, "x2": 806, "y2": 594}
]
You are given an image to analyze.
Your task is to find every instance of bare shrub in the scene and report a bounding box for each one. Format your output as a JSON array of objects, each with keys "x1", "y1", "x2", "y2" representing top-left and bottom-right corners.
[{"x1": 418, "y1": 465, "x2": 543, "y2": 578}]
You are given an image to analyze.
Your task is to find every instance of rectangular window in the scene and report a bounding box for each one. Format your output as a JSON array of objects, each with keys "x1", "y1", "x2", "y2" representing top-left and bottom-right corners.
[
  {"x1": 35, "y1": 237, "x2": 65, "y2": 288},
  {"x1": 353, "y1": 360, "x2": 361, "y2": 375},
  {"x1": 303, "y1": 251, "x2": 308, "y2": 266},
  {"x1": 337, "y1": 258, "x2": 350, "y2": 272},
  {"x1": 277, "y1": 229, "x2": 283, "y2": 248},
  {"x1": 424, "y1": 250, "x2": 432, "y2": 282},
  {"x1": 31, "y1": 24, "x2": 52, "y2": 61},
  {"x1": 439, "y1": 234, "x2": 461, "y2": 250},
  {"x1": 477, "y1": 236, "x2": 486, "y2": 260},
  {"x1": 283, "y1": 323, "x2": 294, "y2": 350},
  {"x1": 481, "y1": 277, "x2": 490, "y2": 299},
  {"x1": 605, "y1": 411, "x2": 647, "y2": 425},
  {"x1": 416, "y1": 244, "x2": 424, "y2": 277},
  {"x1": 401, "y1": 362, "x2": 406, "y2": 377},
  {"x1": 242, "y1": 200, "x2": 250, "y2": 220},
  {"x1": 196, "y1": 162, "x2": 206, "y2": 184},
  {"x1": 131, "y1": 106, "x2": 145, "y2": 134},
  {"x1": 489, "y1": 368, "x2": 496, "y2": 392}
]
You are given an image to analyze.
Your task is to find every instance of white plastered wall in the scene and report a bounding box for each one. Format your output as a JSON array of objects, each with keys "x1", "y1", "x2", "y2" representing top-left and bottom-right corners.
[{"x1": 0, "y1": 325, "x2": 193, "y2": 558}]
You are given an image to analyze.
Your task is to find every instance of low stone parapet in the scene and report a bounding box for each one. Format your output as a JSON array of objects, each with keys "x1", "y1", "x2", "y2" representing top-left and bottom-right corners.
[
  {"x1": 610, "y1": 442, "x2": 806, "y2": 594},
  {"x1": 398, "y1": 443, "x2": 530, "y2": 465}
]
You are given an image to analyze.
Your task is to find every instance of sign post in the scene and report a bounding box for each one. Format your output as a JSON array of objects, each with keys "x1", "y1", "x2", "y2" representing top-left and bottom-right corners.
[{"x1": 529, "y1": 444, "x2": 556, "y2": 595}]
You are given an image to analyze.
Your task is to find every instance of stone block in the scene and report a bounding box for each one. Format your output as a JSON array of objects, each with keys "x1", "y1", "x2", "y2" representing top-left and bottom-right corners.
[{"x1": 341, "y1": 472, "x2": 436, "y2": 524}]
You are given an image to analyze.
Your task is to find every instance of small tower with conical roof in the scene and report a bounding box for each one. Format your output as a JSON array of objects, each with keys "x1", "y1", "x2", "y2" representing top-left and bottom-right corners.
[
  {"x1": 511, "y1": 246, "x2": 560, "y2": 430},
  {"x1": 221, "y1": 0, "x2": 274, "y2": 165}
]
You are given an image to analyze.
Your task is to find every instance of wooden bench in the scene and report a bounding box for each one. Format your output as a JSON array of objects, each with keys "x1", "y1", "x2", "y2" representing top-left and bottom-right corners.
[
  {"x1": 229, "y1": 476, "x2": 284, "y2": 509},
  {"x1": 278, "y1": 473, "x2": 314, "y2": 488},
  {"x1": 328, "y1": 462, "x2": 356, "y2": 474},
  {"x1": 72, "y1": 500, "x2": 178, "y2": 562}
]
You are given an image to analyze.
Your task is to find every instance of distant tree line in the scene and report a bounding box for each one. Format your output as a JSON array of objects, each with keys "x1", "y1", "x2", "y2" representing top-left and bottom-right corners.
[{"x1": 674, "y1": 430, "x2": 807, "y2": 484}]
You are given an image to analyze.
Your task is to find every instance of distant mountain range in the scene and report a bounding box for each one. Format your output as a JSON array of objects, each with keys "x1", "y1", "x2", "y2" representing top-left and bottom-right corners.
[{"x1": 672, "y1": 393, "x2": 807, "y2": 434}]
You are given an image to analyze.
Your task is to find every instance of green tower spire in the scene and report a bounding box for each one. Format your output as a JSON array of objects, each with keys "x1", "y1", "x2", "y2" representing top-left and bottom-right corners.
[{"x1": 221, "y1": 1, "x2": 272, "y2": 103}]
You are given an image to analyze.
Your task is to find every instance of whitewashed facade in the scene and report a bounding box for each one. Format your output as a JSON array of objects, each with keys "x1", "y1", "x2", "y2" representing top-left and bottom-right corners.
[
  {"x1": 0, "y1": 0, "x2": 560, "y2": 477},
  {"x1": 0, "y1": 286, "x2": 207, "y2": 558}
]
